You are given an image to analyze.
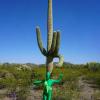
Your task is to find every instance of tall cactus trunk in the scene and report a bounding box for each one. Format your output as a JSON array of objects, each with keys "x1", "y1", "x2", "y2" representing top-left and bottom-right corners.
[
  {"x1": 46, "y1": 57, "x2": 53, "y2": 73},
  {"x1": 46, "y1": 0, "x2": 53, "y2": 73}
]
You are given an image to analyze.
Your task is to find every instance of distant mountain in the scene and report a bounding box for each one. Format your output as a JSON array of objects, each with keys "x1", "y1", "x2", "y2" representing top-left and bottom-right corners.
[{"x1": 63, "y1": 62, "x2": 73, "y2": 65}]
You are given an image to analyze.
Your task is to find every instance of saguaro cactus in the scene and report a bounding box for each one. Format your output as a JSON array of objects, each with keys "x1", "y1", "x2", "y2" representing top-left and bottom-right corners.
[{"x1": 36, "y1": 0, "x2": 64, "y2": 73}]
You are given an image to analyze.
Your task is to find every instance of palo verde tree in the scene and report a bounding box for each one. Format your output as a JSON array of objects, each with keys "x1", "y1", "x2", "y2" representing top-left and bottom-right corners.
[{"x1": 36, "y1": 0, "x2": 64, "y2": 73}]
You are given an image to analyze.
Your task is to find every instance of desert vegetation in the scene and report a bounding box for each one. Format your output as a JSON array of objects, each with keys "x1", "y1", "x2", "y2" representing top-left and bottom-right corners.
[{"x1": 0, "y1": 62, "x2": 100, "y2": 100}]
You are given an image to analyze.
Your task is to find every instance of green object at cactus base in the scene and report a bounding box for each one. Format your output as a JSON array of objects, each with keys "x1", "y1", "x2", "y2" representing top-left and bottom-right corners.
[{"x1": 33, "y1": 72, "x2": 63, "y2": 100}]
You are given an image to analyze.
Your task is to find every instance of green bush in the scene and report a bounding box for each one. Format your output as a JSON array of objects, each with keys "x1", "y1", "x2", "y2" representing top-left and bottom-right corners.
[{"x1": 87, "y1": 62, "x2": 100, "y2": 72}]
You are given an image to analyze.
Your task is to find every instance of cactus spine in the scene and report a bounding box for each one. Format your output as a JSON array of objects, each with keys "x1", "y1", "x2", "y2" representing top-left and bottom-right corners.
[{"x1": 36, "y1": 0, "x2": 64, "y2": 73}]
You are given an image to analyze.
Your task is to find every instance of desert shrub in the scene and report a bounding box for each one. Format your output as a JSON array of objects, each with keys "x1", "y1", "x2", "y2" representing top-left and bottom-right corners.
[
  {"x1": 0, "y1": 64, "x2": 33, "y2": 100},
  {"x1": 85, "y1": 71, "x2": 100, "y2": 88},
  {"x1": 52, "y1": 78, "x2": 80, "y2": 100},
  {"x1": 87, "y1": 62, "x2": 100, "y2": 72}
]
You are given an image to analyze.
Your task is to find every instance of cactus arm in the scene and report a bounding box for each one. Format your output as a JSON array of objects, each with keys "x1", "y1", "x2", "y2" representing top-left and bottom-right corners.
[
  {"x1": 48, "y1": 31, "x2": 57, "y2": 55},
  {"x1": 55, "y1": 54, "x2": 64, "y2": 67},
  {"x1": 52, "y1": 31, "x2": 64, "y2": 67},
  {"x1": 36, "y1": 27, "x2": 47, "y2": 56},
  {"x1": 54, "y1": 31, "x2": 60, "y2": 54},
  {"x1": 48, "y1": 31, "x2": 61, "y2": 56},
  {"x1": 51, "y1": 31, "x2": 57, "y2": 52}
]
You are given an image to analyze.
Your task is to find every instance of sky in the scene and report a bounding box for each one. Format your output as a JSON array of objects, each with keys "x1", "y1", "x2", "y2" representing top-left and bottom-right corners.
[{"x1": 0, "y1": 0, "x2": 100, "y2": 64}]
